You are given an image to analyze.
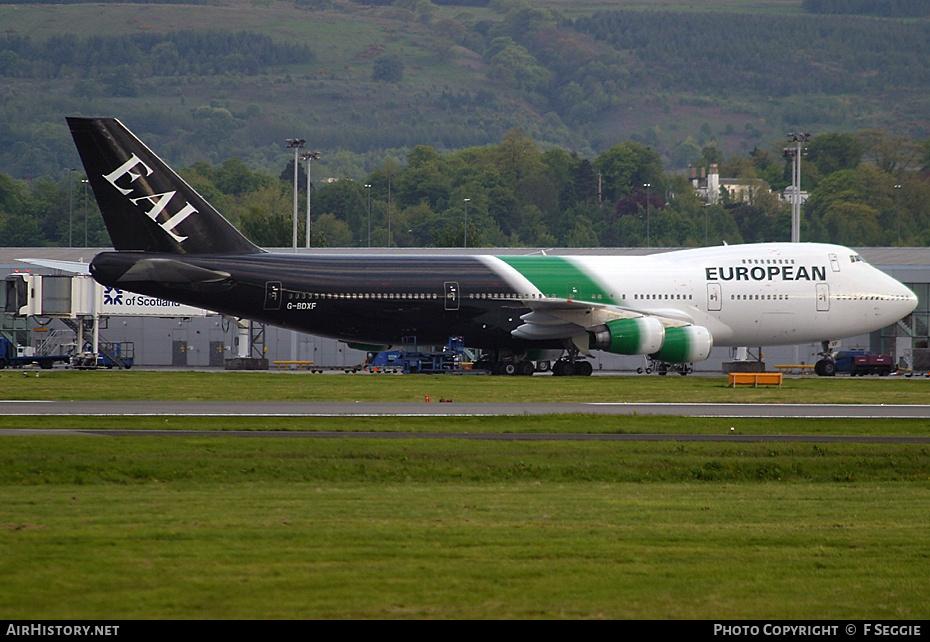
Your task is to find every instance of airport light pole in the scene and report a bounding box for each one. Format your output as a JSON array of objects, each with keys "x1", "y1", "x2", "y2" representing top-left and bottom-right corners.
[
  {"x1": 463, "y1": 198, "x2": 470, "y2": 248},
  {"x1": 387, "y1": 173, "x2": 392, "y2": 248},
  {"x1": 643, "y1": 183, "x2": 651, "y2": 247},
  {"x1": 67, "y1": 168, "x2": 77, "y2": 248},
  {"x1": 785, "y1": 132, "x2": 809, "y2": 368},
  {"x1": 784, "y1": 132, "x2": 810, "y2": 243},
  {"x1": 365, "y1": 184, "x2": 372, "y2": 247},
  {"x1": 301, "y1": 150, "x2": 320, "y2": 248},
  {"x1": 82, "y1": 179, "x2": 89, "y2": 247},
  {"x1": 286, "y1": 138, "x2": 305, "y2": 253}
]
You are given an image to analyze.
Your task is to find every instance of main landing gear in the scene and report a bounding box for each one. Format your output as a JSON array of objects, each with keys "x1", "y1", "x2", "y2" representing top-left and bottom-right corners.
[
  {"x1": 549, "y1": 342, "x2": 594, "y2": 377},
  {"x1": 636, "y1": 356, "x2": 693, "y2": 376},
  {"x1": 475, "y1": 345, "x2": 595, "y2": 376},
  {"x1": 814, "y1": 341, "x2": 837, "y2": 377},
  {"x1": 474, "y1": 351, "x2": 536, "y2": 376},
  {"x1": 551, "y1": 358, "x2": 593, "y2": 377}
]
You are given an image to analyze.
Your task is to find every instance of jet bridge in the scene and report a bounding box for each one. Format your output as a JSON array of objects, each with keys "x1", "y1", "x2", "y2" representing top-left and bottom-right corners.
[{"x1": 3, "y1": 271, "x2": 219, "y2": 368}]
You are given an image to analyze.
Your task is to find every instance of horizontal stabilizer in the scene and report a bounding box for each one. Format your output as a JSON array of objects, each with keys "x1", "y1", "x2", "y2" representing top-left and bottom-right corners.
[
  {"x1": 17, "y1": 259, "x2": 91, "y2": 275},
  {"x1": 117, "y1": 258, "x2": 231, "y2": 284}
]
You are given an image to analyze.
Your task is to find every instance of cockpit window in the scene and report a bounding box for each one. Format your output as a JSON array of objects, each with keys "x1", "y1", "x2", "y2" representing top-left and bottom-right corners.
[{"x1": 850, "y1": 254, "x2": 864, "y2": 263}]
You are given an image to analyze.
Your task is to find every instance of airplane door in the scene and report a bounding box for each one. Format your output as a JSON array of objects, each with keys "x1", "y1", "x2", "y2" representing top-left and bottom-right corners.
[
  {"x1": 264, "y1": 281, "x2": 283, "y2": 311},
  {"x1": 444, "y1": 281, "x2": 460, "y2": 311},
  {"x1": 707, "y1": 283, "x2": 722, "y2": 312},
  {"x1": 816, "y1": 283, "x2": 830, "y2": 312},
  {"x1": 829, "y1": 253, "x2": 841, "y2": 272}
]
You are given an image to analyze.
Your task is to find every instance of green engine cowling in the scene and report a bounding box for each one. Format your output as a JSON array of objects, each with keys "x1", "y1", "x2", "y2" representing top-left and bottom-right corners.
[
  {"x1": 589, "y1": 317, "x2": 665, "y2": 355},
  {"x1": 650, "y1": 325, "x2": 713, "y2": 363},
  {"x1": 590, "y1": 318, "x2": 713, "y2": 363}
]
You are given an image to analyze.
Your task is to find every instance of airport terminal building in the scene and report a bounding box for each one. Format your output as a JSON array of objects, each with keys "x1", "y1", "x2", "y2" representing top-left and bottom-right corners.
[{"x1": 2, "y1": 246, "x2": 927, "y2": 373}]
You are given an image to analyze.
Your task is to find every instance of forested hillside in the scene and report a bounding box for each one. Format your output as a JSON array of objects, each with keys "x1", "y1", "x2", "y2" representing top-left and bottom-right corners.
[
  {"x1": 1, "y1": 0, "x2": 928, "y2": 249},
  {"x1": 0, "y1": 0, "x2": 928, "y2": 179},
  {"x1": 3, "y1": 127, "x2": 929, "y2": 250}
]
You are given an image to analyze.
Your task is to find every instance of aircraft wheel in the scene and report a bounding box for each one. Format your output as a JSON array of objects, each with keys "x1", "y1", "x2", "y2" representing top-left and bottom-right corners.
[
  {"x1": 536, "y1": 360, "x2": 550, "y2": 372},
  {"x1": 502, "y1": 362, "x2": 518, "y2": 376},
  {"x1": 520, "y1": 361, "x2": 535, "y2": 376},
  {"x1": 577, "y1": 361, "x2": 593, "y2": 377},
  {"x1": 657, "y1": 363, "x2": 668, "y2": 376},
  {"x1": 815, "y1": 359, "x2": 836, "y2": 377},
  {"x1": 553, "y1": 360, "x2": 574, "y2": 376}
]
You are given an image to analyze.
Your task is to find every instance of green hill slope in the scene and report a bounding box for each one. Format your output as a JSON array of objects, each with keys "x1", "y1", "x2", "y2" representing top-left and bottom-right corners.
[{"x1": 0, "y1": 0, "x2": 927, "y2": 178}]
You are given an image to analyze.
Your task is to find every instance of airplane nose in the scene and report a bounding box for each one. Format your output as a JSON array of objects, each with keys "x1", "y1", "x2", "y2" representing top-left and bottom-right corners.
[
  {"x1": 894, "y1": 282, "x2": 919, "y2": 318},
  {"x1": 905, "y1": 289, "x2": 918, "y2": 313}
]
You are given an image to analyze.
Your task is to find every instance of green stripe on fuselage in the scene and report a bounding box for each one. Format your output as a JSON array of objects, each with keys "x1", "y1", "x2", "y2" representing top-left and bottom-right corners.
[{"x1": 497, "y1": 256, "x2": 609, "y2": 301}]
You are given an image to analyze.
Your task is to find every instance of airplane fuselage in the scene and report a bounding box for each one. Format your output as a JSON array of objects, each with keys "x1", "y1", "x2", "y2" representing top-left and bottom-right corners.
[{"x1": 90, "y1": 242, "x2": 917, "y2": 352}]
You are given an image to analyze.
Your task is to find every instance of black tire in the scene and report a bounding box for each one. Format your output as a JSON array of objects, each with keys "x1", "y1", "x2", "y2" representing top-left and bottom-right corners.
[
  {"x1": 502, "y1": 362, "x2": 518, "y2": 376},
  {"x1": 576, "y1": 361, "x2": 593, "y2": 376},
  {"x1": 820, "y1": 360, "x2": 837, "y2": 377}
]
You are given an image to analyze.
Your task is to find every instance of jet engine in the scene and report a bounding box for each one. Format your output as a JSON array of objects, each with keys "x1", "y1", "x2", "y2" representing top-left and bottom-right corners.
[
  {"x1": 652, "y1": 325, "x2": 713, "y2": 363},
  {"x1": 590, "y1": 318, "x2": 713, "y2": 363},
  {"x1": 589, "y1": 317, "x2": 665, "y2": 356}
]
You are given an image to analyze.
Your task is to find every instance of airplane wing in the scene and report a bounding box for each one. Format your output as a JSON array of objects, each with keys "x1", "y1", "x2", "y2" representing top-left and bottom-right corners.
[
  {"x1": 512, "y1": 297, "x2": 697, "y2": 353},
  {"x1": 17, "y1": 258, "x2": 91, "y2": 275}
]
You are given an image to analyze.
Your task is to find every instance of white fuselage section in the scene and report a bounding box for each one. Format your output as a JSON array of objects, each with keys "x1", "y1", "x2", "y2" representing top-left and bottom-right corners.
[{"x1": 491, "y1": 242, "x2": 917, "y2": 348}]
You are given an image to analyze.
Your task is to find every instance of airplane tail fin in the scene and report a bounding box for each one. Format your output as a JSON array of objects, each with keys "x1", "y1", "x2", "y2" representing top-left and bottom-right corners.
[{"x1": 67, "y1": 117, "x2": 262, "y2": 255}]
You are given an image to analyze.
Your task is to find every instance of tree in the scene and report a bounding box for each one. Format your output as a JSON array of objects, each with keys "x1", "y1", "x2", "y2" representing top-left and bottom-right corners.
[
  {"x1": 313, "y1": 213, "x2": 354, "y2": 247},
  {"x1": 237, "y1": 184, "x2": 292, "y2": 246},
  {"x1": 484, "y1": 37, "x2": 551, "y2": 92},
  {"x1": 372, "y1": 54, "x2": 404, "y2": 83},
  {"x1": 807, "y1": 132, "x2": 862, "y2": 175},
  {"x1": 493, "y1": 128, "x2": 544, "y2": 188},
  {"x1": 594, "y1": 142, "x2": 663, "y2": 202},
  {"x1": 821, "y1": 201, "x2": 881, "y2": 246},
  {"x1": 858, "y1": 129, "x2": 919, "y2": 175},
  {"x1": 315, "y1": 180, "x2": 367, "y2": 234}
]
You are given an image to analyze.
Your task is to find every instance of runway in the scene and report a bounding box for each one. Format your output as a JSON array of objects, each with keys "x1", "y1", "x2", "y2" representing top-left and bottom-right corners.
[
  {"x1": 4, "y1": 400, "x2": 929, "y2": 442},
  {"x1": 3, "y1": 399, "x2": 930, "y2": 418}
]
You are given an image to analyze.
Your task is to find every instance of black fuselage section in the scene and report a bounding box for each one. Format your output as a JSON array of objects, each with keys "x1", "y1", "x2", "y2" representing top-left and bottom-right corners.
[{"x1": 90, "y1": 252, "x2": 542, "y2": 350}]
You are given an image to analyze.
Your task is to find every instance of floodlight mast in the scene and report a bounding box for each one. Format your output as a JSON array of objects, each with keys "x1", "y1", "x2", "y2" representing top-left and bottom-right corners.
[
  {"x1": 785, "y1": 132, "x2": 810, "y2": 243},
  {"x1": 285, "y1": 138, "x2": 306, "y2": 252},
  {"x1": 300, "y1": 150, "x2": 320, "y2": 248}
]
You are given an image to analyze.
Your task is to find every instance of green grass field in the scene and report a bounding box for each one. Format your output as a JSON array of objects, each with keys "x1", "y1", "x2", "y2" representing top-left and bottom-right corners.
[
  {"x1": 1, "y1": 371, "x2": 929, "y2": 619},
  {"x1": 3, "y1": 368, "x2": 930, "y2": 404}
]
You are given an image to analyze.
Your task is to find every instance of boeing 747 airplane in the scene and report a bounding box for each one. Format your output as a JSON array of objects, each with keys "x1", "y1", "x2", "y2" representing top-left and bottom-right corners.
[{"x1": 68, "y1": 117, "x2": 918, "y2": 376}]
